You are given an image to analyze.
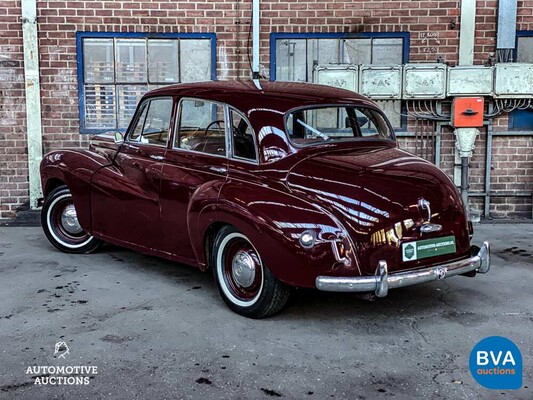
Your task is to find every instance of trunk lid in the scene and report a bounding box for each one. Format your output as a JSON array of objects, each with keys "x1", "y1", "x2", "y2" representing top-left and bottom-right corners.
[{"x1": 287, "y1": 143, "x2": 470, "y2": 275}]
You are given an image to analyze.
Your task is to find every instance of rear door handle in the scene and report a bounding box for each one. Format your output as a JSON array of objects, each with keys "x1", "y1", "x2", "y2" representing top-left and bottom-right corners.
[{"x1": 149, "y1": 155, "x2": 164, "y2": 161}]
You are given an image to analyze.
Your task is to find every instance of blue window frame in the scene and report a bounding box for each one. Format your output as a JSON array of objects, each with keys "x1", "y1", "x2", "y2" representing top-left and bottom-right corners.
[
  {"x1": 509, "y1": 31, "x2": 533, "y2": 130},
  {"x1": 76, "y1": 32, "x2": 217, "y2": 134},
  {"x1": 269, "y1": 32, "x2": 409, "y2": 129}
]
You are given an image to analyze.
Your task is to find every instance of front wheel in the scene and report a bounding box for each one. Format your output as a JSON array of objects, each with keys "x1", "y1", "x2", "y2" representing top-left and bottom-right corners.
[
  {"x1": 212, "y1": 226, "x2": 290, "y2": 318},
  {"x1": 41, "y1": 185, "x2": 102, "y2": 254}
]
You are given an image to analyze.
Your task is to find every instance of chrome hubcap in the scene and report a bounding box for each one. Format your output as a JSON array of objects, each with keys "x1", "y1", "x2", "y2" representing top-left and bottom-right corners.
[
  {"x1": 231, "y1": 250, "x2": 256, "y2": 288},
  {"x1": 61, "y1": 204, "x2": 82, "y2": 235}
]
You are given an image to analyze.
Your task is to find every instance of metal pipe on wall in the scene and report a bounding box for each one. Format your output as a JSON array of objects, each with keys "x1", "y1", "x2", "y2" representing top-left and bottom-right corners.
[
  {"x1": 21, "y1": 0, "x2": 43, "y2": 209},
  {"x1": 458, "y1": 0, "x2": 476, "y2": 65},
  {"x1": 252, "y1": 0, "x2": 260, "y2": 79}
]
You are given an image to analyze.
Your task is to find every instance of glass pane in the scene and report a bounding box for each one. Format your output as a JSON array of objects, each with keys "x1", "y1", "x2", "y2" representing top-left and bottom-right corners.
[
  {"x1": 286, "y1": 106, "x2": 391, "y2": 146},
  {"x1": 230, "y1": 110, "x2": 256, "y2": 161},
  {"x1": 130, "y1": 103, "x2": 148, "y2": 142},
  {"x1": 276, "y1": 39, "x2": 307, "y2": 82},
  {"x1": 316, "y1": 39, "x2": 340, "y2": 65},
  {"x1": 84, "y1": 84, "x2": 116, "y2": 129},
  {"x1": 517, "y1": 37, "x2": 533, "y2": 63},
  {"x1": 372, "y1": 38, "x2": 403, "y2": 64},
  {"x1": 343, "y1": 39, "x2": 372, "y2": 64},
  {"x1": 148, "y1": 39, "x2": 179, "y2": 83},
  {"x1": 180, "y1": 40, "x2": 212, "y2": 82},
  {"x1": 117, "y1": 85, "x2": 148, "y2": 130},
  {"x1": 115, "y1": 39, "x2": 147, "y2": 83},
  {"x1": 178, "y1": 99, "x2": 226, "y2": 156},
  {"x1": 83, "y1": 39, "x2": 114, "y2": 84},
  {"x1": 375, "y1": 100, "x2": 402, "y2": 128},
  {"x1": 140, "y1": 98, "x2": 173, "y2": 146}
]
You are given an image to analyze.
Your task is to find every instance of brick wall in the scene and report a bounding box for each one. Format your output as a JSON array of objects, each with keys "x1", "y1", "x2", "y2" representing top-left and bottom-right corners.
[{"x1": 0, "y1": 0, "x2": 532, "y2": 220}]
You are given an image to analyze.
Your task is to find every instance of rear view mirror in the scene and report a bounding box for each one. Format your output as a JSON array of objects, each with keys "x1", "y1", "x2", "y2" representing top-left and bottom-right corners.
[{"x1": 114, "y1": 131, "x2": 124, "y2": 145}]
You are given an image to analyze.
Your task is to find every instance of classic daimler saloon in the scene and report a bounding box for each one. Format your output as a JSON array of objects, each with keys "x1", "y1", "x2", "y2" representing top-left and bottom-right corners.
[{"x1": 40, "y1": 81, "x2": 490, "y2": 318}]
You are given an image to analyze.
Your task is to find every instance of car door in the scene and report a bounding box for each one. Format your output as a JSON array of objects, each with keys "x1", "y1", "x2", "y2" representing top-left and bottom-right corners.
[
  {"x1": 90, "y1": 97, "x2": 174, "y2": 251},
  {"x1": 159, "y1": 98, "x2": 229, "y2": 262}
]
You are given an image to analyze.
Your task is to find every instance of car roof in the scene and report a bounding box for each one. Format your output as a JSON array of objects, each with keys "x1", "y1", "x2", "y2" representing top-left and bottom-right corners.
[{"x1": 146, "y1": 80, "x2": 378, "y2": 115}]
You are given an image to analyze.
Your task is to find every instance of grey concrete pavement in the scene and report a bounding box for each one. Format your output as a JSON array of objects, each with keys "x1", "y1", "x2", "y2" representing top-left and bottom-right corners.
[{"x1": 0, "y1": 224, "x2": 531, "y2": 399}]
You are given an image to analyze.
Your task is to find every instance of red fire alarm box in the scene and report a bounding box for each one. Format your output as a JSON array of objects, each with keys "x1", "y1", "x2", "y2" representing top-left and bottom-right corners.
[{"x1": 452, "y1": 97, "x2": 484, "y2": 127}]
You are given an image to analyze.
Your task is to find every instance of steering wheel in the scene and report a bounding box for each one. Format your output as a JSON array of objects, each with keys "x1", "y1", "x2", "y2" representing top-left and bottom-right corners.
[{"x1": 204, "y1": 120, "x2": 224, "y2": 136}]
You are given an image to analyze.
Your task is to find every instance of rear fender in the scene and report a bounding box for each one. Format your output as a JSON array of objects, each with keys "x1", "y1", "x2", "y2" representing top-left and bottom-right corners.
[
  {"x1": 186, "y1": 180, "x2": 226, "y2": 270},
  {"x1": 200, "y1": 182, "x2": 362, "y2": 287}
]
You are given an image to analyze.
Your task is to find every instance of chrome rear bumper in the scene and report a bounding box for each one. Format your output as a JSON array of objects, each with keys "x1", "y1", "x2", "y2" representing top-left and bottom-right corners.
[{"x1": 316, "y1": 241, "x2": 490, "y2": 297}]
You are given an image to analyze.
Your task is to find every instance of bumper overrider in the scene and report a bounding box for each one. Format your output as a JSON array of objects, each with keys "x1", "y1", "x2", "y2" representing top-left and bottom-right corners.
[{"x1": 316, "y1": 242, "x2": 490, "y2": 297}]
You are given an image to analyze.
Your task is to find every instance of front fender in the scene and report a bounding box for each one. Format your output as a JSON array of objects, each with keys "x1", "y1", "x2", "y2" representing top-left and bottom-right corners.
[
  {"x1": 210, "y1": 180, "x2": 362, "y2": 288},
  {"x1": 40, "y1": 149, "x2": 110, "y2": 233}
]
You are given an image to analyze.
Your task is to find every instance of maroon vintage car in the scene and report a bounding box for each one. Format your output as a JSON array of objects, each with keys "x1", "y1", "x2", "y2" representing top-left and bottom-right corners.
[{"x1": 40, "y1": 80, "x2": 490, "y2": 318}]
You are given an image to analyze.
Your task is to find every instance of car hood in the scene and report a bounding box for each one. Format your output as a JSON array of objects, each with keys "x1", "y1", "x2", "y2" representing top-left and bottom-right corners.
[{"x1": 286, "y1": 144, "x2": 471, "y2": 274}]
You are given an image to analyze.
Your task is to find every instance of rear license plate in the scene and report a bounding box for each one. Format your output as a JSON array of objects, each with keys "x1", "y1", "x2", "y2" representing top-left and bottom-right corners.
[{"x1": 401, "y1": 235, "x2": 456, "y2": 262}]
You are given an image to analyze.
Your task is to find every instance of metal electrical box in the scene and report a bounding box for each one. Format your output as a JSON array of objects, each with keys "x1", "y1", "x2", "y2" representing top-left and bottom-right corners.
[
  {"x1": 452, "y1": 97, "x2": 485, "y2": 127},
  {"x1": 313, "y1": 65, "x2": 359, "y2": 92},
  {"x1": 494, "y1": 63, "x2": 533, "y2": 98},
  {"x1": 447, "y1": 66, "x2": 494, "y2": 96},
  {"x1": 359, "y1": 65, "x2": 402, "y2": 99},
  {"x1": 403, "y1": 64, "x2": 447, "y2": 99}
]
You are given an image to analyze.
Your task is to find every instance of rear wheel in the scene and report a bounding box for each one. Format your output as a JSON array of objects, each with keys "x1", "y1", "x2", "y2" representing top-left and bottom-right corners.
[
  {"x1": 212, "y1": 226, "x2": 290, "y2": 318},
  {"x1": 41, "y1": 185, "x2": 102, "y2": 254}
]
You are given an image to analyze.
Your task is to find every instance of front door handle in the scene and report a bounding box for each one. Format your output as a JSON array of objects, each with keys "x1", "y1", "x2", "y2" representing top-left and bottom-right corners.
[
  {"x1": 209, "y1": 166, "x2": 227, "y2": 174},
  {"x1": 149, "y1": 155, "x2": 164, "y2": 161}
]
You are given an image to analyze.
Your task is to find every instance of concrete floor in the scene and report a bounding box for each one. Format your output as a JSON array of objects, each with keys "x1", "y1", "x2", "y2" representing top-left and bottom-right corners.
[{"x1": 0, "y1": 224, "x2": 531, "y2": 399}]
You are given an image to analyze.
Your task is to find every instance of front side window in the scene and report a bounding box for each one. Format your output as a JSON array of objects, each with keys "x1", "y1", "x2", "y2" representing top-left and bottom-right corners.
[
  {"x1": 176, "y1": 99, "x2": 226, "y2": 156},
  {"x1": 129, "y1": 98, "x2": 173, "y2": 146},
  {"x1": 285, "y1": 106, "x2": 393, "y2": 147},
  {"x1": 78, "y1": 33, "x2": 215, "y2": 133}
]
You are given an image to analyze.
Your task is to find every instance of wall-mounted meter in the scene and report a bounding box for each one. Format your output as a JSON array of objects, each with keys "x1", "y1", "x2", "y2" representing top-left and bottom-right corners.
[
  {"x1": 403, "y1": 64, "x2": 447, "y2": 99},
  {"x1": 452, "y1": 97, "x2": 485, "y2": 128},
  {"x1": 313, "y1": 65, "x2": 358, "y2": 92},
  {"x1": 359, "y1": 65, "x2": 402, "y2": 99}
]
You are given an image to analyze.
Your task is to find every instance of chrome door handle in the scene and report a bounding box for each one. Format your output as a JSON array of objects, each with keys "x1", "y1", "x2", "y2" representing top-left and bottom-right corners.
[
  {"x1": 149, "y1": 155, "x2": 164, "y2": 161},
  {"x1": 209, "y1": 166, "x2": 227, "y2": 174}
]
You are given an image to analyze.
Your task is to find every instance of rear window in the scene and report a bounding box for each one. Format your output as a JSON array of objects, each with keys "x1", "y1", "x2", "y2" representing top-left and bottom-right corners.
[{"x1": 285, "y1": 106, "x2": 394, "y2": 146}]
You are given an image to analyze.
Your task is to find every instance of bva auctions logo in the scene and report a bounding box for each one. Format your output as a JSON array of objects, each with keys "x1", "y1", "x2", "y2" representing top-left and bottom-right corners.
[{"x1": 469, "y1": 336, "x2": 522, "y2": 390}]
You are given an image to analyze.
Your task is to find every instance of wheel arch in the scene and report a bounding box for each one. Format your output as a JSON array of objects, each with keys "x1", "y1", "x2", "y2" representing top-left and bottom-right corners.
[
  {"x1": 41, "y1": 149, "x2": 110, "y2": 234},
  {"x1": 194, "y1": 182, "x2": 358, "y2": 288},
  {"x1": 43, "y1": 177, "x2": 66, "y2": 197}
]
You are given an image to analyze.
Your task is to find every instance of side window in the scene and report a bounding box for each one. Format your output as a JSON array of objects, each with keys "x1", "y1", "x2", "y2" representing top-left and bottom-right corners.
[
  {"x1": 129, "y1": 103, "x2": 148, "y2": 142},
  {"x1": 176, "y1": 99, "x2": 226, "y2": 156},
  {"x1": 129, "y1": 98, "x2": 173, "y2": 146},
  {"x1": 230, "y1": 109, "x2": 257, "y2": 161}
]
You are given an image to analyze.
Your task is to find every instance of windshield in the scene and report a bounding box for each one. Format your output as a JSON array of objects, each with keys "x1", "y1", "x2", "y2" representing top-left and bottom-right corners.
[{"x1": 285, "y1": 106, "x2": 394, "y2": 146}]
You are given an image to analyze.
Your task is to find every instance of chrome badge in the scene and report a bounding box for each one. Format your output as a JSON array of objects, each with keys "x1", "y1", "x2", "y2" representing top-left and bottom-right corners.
[
  {"x1": 435, "y1": 267, "x2": 447, "y2": 280},
  {"x1": 418, "y1": 198, "x2": 431, "y2": 222},
  {"x1": 420, "y1": 223, "x2": 443, "y2": 233}
]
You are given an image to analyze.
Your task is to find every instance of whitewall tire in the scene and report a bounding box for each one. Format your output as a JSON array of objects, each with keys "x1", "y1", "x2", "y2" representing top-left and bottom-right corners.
[
  {"x1": 41, "y1": 185, "x2": 102, "y2": 254},
  {"x1": 212, "y1": 225, "x2": 290, "y2": 318}
]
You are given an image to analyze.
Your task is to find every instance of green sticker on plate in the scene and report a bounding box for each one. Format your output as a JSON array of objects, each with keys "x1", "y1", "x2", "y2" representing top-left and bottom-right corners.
[{"x1": 402, "y1": 235, "x2": 456, "y2": 262}]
